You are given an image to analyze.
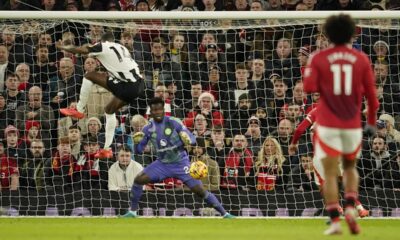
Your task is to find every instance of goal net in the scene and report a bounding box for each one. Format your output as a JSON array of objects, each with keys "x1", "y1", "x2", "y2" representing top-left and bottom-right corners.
[{"x1": 0, "y1": 11, "x2": 399, "y2": 217}]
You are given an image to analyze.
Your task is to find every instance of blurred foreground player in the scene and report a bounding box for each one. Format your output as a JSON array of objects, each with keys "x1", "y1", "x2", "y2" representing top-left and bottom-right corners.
[
  {"x1": 122, "y1": 97, "x2": 234, "y2": 218},
  {"x1": 303, "y1": 14, "x2": 379, "y2": 235},
  {"x1": 289, "y1": 107, "x2": 369, "y2": 218}
]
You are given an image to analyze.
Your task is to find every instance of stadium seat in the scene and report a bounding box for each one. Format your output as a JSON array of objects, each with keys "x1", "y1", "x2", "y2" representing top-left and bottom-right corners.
[
  {"x1": 275, "y1": 208, "x2": 290, "y2": 217},
  {"x1": 45, "y1": 207, "x2": 59, "y2": 216},
  {"x1": 390, "y1": 208, "x2": 400, "y2": 217},
  {"x1": 142, "y1": 207, "x2": 154, "y2": 216},
  {"x1": 371, "y1": 207, "x2": 384, "y2": 217},
  {"x1": 1, "y1": 207, "x2": 19, "y2": 216},
  {"x1": 301, "y1": 208, "x2": 319, "y2": 217},
  {"x1": 173, "y1": 208, "x2": 193, "y2": 216},
  {"x1": 70, "y1": 207, "x2": 91, "y2": 216},
  {"x1": 103, "y1": 207, "x2": 116, "y2": 216},
  {"x1": 241, "y1": 208, "x2": 264, "y2": 217}
]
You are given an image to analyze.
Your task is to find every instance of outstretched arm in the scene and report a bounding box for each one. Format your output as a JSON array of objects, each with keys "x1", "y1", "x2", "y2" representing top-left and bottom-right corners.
[
  {"x1": 55, "y1": 40, "x2": 90, "y2": 55},
  {"x1": 289, "y1": 117, "x2": 313, "y2": 156},
  {"x1": 291, "y1": 118, "x2": 313, "y2": 145}
]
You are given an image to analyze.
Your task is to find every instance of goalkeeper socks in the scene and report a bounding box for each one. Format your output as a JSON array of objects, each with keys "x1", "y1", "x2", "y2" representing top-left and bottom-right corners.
[
  {"x1": 204, "y1": 191, "x2": 227, "y2": 216},
  {"x1": 130, "y1": 184, "x2": 143, "y2": 211},
  {"x1": 345, "y1": 192, "x2": 357, "y2": 208},
  {"x1": 104, "y1": 113, "x2": 117, "y2": 149},
  {"x1": 76, "y1": 77, "x2": 93, "y2": 113},
  {"x1": 326, "y1": 202, "x2": 341, "y2": 223}
]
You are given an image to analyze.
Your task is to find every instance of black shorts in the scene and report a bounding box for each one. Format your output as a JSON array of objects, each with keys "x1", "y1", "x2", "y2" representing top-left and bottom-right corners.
[{"x1": 106, "y1": 78, "x2": 145, "y2": 104}]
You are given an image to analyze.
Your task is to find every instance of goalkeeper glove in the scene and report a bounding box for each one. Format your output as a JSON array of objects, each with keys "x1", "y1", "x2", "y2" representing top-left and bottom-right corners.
[
  {"x1": 363, "y1": 124, "x2": 376, "y2": 136},
  {"x1": 179, "y1": 131, "x2": 192, "y2": 146},
  {"x1": 132, "y1": 132, "x2": 145, "y2": 144}
]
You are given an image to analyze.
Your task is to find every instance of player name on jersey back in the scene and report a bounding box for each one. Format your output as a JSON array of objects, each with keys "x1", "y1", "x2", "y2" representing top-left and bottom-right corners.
[
  {"x1": 89, "y1": 41, "x2": 141, "y2": 83},
  {"x1": 303, "y1": 46, "x2": 378, "y2": 129}
]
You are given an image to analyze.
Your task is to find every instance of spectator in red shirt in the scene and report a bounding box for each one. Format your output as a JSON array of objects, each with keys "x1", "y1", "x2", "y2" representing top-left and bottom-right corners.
[
  {"x1": 76, "y1": 137, "x2": 101, "y2": 189},
  {"x1": 252, "y1": 136, "x2": 286, "y2": 191},
  {"x1": 45, "y1": 136, "x2": 79, "y2": 191},
  {"x1": 183, "y1": 92, "x2": 224, "y2": 130},
  {"x1": 20, "y1": 120, "x2": 42, "y2": 148},
  {"x1": 0, "y1": 141, "x2": 19, "y2": 191},
  {"x1": 221, "y1": 134, "x2": 253, "y2": 190}
]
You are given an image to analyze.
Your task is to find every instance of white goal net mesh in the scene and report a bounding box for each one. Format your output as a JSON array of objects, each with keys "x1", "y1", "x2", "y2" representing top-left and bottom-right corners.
[{"x1": 0, "y1": 16, "x2": 399, "y2": 217}]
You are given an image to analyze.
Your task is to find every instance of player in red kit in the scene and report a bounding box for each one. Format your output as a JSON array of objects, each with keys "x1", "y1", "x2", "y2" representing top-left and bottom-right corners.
[
  {"x1": 288, "y1": 107, "x2": 369, "y2": 218},
  {"x1": 303, "y1": 14, "x2": 379, "y2": 235}
]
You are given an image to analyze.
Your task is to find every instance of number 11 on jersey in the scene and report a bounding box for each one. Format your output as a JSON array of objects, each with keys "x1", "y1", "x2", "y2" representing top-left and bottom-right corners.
[{"x1": 331, "y1": 64, "x2": 353, "y2": 96}]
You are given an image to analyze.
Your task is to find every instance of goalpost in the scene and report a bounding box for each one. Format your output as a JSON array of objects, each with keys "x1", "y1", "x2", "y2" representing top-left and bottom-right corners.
[{"x1": 0, "y1": 11, "x2": 399, "y2": 217}]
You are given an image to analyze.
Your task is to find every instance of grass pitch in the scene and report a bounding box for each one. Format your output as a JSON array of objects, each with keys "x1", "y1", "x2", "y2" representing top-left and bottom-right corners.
[{"x1": 0, "y1": 218, "x2": 399, "y2": 240}]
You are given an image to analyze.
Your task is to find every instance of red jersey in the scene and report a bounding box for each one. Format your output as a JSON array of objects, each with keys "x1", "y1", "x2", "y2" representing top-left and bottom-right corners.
[
  {"x1": 306, "y1": 107, "x2": 317, "y2": 124},
  {"x1": 303, "y1": 46, "x2": 379, "y2": 128},
  {"x1": 0, "y1": 155, "x2": 19, "y2": 189}
]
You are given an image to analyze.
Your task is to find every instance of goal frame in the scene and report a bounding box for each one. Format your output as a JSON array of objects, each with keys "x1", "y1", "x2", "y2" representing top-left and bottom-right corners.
[{"x1": 0, "y1": 10, "x2": 398, "y2": 20}]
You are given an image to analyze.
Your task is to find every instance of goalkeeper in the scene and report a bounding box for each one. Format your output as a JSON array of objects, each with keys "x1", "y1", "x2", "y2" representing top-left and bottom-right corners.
[{"x1": 122, "y1": 97, "x2": 234, "y2": 218}]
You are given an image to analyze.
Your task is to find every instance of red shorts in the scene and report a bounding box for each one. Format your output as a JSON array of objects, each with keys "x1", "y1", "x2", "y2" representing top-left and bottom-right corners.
[
  {"x1": 312, "y1": 125, "x2": 361, "y2": 185},
  {"x1": 314, "y1": 125, "x2": 362, "y2": 159}
]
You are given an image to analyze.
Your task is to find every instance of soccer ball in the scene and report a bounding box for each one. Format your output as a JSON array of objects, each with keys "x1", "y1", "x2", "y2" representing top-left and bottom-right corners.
[{"x1": 189, "y1": 161, "x2": 208, "y2": 179}]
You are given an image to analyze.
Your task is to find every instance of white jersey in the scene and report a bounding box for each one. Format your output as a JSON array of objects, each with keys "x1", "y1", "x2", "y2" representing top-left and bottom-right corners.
[{"x1": 88, "y1": 41, "x2": 141, "y2": 83}]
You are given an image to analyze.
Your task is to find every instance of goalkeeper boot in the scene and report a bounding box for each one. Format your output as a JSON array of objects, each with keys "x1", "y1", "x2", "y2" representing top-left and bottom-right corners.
[
  {"x1": 95, "y1": 148, "x2": 113, "y2": 159},
  {"x1": 60, "y1": 107, "x2": 85, "y2": 119},
  {"x1": 121, "y1": 211, "x2": 138, "y2": 218},
  {"x1": 323, "y1": 221, "x2": 342, "y2": 235},
  {"x1": 223, "y1": 213, "x2": 236, "y2": 219},
  {"x1": 344, "y1": 207, "x2": 361, "y2": 235}
]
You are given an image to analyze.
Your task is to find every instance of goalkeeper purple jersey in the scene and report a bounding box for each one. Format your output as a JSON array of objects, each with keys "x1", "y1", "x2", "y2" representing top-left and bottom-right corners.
[{"x1": 135, "y1": 116, "x2": 196, "y2": 163}]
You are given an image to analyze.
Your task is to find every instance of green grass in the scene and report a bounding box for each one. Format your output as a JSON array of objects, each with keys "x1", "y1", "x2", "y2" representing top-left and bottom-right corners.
[{"x1": 0, "y1": 218, "x2": 399, "y2": 240}]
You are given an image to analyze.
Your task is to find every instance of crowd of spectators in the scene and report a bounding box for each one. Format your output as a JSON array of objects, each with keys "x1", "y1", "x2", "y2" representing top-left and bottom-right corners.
[
  {"x1": 1, "y1": 0, "x2": 399, "y2": 11},
  {"x1": 0, "y1": 0, "x2": 399, "y2": 195}
]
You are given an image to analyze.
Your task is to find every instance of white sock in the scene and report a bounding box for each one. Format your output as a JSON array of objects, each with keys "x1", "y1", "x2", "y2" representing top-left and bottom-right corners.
[
  {"x1": 356, "y1": 204, "x2": 364, "y2": 211},
  {"x1": 104, "y1": 113, "x2": 117, "y2": 149},
  {"x1": 76, "y1": 77, "x2": 93, "y2": 113}
]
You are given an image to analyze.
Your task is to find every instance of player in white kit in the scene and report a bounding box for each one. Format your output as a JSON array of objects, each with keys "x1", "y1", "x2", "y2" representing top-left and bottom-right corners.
[{"x1": 56, "y1": 32, "x2": 144, "y2": 159}]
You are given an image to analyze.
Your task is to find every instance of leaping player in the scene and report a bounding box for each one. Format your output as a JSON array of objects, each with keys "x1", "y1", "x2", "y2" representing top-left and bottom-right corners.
[
  {"x1": 56, "y1": 32, "x2": 144, "y2": 159},
  {"x1": 303, "y1": 14, "x2": 379, "y2": 235},
  {"x1": 288, "y1": 106, "x2": 370, "y2": 218}
]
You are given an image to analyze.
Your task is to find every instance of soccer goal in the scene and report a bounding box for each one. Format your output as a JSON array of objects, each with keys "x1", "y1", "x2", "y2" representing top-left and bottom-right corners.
[{"x1": 0, "y1": 11, "x2": 399, "y2": 217}]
